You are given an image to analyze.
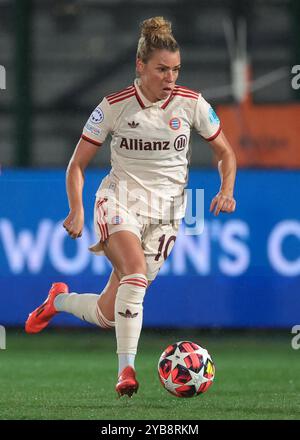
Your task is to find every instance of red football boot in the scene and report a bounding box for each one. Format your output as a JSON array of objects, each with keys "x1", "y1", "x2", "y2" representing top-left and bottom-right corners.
[
  {"x1": 116, "y1": 366, "x2": 139, "y2": 398},
  {"x1": 25, "y1": 282, "x2": 69, "y2": 334}
]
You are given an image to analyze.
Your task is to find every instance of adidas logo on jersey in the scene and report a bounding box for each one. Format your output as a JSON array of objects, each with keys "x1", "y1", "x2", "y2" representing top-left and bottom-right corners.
[
  {"x1": 120, "y1": 137, "x2": 170, "y2": 151},
  {"x1": 128, "y1": 121, "x2": 139, "y2": 128}
]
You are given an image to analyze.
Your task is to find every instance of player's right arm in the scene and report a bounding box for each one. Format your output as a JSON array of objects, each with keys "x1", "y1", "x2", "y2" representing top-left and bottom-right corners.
[
  {"x1": 63, "y1": 97, "x2": 113, "y2": 239},
  {"x1": 63, "y1": 138, "x2": 100, "y2": 239}
]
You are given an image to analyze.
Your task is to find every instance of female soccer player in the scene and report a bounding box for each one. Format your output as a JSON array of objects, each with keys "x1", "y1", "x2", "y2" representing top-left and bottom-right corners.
[{"x1": 25, "y1": 17, "x2": 236, "y2": 397}]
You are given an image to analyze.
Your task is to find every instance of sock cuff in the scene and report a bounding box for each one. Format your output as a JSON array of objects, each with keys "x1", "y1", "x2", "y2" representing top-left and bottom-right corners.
[
  {"x1": 96, "y1": 305, "x2": 115, "y2": 329},
  {"x1": 119, "y1": 273, "x2": 148, "y2": 289},
  {"x1": 53, "y1": 292, "x2": 69, "y2": 312}
]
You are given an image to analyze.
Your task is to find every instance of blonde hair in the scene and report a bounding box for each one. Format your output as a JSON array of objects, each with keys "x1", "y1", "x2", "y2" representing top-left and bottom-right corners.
[{"x1": 137, "y1": 17, "x2": 179, "y2": 63}]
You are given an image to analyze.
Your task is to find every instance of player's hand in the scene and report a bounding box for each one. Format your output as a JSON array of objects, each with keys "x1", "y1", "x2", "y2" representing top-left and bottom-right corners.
[
  {"x1": 209, "y1": 192, "x2": 236, "y2": 216},
  {"x1": 63, "y1": 209, "x2": 84, "y2": 239}
]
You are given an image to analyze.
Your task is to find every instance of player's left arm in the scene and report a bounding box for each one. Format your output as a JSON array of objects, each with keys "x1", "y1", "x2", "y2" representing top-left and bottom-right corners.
[{"x1": 208, "y1": 130, "x2": 237, "y2": 216}]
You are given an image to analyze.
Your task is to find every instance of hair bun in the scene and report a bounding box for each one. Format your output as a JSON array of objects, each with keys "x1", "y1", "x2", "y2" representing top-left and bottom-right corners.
[
  {"x1": 141, "y1": 17, "x2": 172, "y2": 40},
  {"x1": 137, "y1": 16, "x2": 179, "y2": 62}
]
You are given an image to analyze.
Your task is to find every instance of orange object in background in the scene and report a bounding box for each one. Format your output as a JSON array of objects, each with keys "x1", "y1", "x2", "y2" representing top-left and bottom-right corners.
[{"x1": 218, "y1": 99, "x2": 300, "y2": 168}]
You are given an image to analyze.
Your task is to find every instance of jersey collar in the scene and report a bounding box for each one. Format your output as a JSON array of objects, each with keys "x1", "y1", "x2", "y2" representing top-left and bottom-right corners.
[{"x1": 134, "y1": 79, "x2": 173, "y2": 110}]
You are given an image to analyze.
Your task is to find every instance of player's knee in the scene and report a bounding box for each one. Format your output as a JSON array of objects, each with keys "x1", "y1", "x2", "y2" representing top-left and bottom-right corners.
[{"x1": 117, "y1": 273, "x2": 148, "y2": 304}]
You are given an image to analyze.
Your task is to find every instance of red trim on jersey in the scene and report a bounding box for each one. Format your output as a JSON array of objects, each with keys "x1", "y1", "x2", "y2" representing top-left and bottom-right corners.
[
  {"x1": 175, "y1": 91, "x2": 199, "y2": 99},
  {"x1": 172, "y1": 92, "x2": 199, "y2": 100},
  {"x1": 107, "y1": 91, "x2": 135, "y2": 105},
  {"x1": 81, "y1": 134, "x2": 102, "y2": 146},
  {"x1": 173, "y1": 85, "x2": 199, "y2": 98},
  {"x1": 106, "y1": 85, "x2": 134, "y2": 100},
  {"x1": 205, "y1": 125, "x2": 222, "y2": 142},
  {"x1": 161, "y1": 92, "x2": 174, "y2": 109},
  {"x1": 162, "y1": 86, "x2": 199, "y2": 108},
  {"x1": 175, "y1": 85, "x2": 199, "y2": 95},
  {"x1": 134, "y1": 87, "x2": 176, "y2": 110},
  {"x1": 134, "y1": 84, "x2": 199, "y2": 109},
  {"x1": 134, "y1": 86, "x2": 146, "y2": 109}
]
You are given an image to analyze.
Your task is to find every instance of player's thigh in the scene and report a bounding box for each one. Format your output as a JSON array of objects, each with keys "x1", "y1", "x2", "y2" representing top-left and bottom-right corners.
[
  {"x1": 103, "y1": 230, "x2": 147, "y2": 277},
  {"x1": 143, "y1": 222, "x2": 179, "y2": 282}
]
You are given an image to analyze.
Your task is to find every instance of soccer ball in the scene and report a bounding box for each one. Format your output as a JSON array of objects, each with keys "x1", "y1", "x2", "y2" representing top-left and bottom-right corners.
[{"x1": 158, "y1": 341, "x2": 215, "y2": 398}]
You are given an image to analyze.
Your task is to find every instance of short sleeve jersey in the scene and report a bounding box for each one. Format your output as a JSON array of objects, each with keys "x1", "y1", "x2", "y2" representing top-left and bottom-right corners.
[{"x1": 82, "y1": 79, "x2": 221, "y2": 219}]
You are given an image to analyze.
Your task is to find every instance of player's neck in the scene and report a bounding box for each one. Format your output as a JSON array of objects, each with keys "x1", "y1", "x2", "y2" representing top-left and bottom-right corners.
[{"x1": 139, "y1": 82, "x2": 159, "y2": 103}]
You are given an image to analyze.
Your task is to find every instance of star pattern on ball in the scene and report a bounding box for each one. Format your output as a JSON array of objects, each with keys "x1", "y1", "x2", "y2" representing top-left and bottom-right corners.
[
  {"x1": 158, "y1": 342, "x2": 215, "y2": 398},
  {"x1": 184, "y1": 368, "x2": 208, "y2": 388},
  {"x1": 163, "y1": 374, "x2": 181, "y2": 394},
  {"x1": 165, "y1": 346, "x2": 191, "y2": 370},
  {"x1": 192, "y1": 347, "x2": 209, "y2": 367}
]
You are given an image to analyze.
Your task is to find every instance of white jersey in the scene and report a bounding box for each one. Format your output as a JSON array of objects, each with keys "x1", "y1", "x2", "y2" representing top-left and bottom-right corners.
[{"x1": 82, "y1": 79, "x2": 221, "y2": 220}]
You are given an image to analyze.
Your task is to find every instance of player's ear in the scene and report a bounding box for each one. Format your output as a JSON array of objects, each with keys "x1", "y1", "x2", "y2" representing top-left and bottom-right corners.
[{"x1": 136, "y1": 58, "x2": 145, "y2": 76}]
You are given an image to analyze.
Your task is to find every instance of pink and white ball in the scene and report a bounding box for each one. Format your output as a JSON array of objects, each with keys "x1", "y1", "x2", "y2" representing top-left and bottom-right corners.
[{"x1": 158, "y1": 341, "x2": 215, "y2": 398}]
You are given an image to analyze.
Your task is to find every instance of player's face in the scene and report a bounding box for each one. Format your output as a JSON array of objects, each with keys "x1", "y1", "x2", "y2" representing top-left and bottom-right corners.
[{"x1": 137, "y1": 49, "x2": 181, "y2": 102}]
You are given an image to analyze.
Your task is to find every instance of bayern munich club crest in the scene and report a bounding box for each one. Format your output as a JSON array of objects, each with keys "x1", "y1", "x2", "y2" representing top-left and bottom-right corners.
[
  {"x1": 174, "y1": 135, "x2": 187, "y2": 151},
  {"x1": 169, "y1": 117, "x2": 181, "y2": 130},
  {"x1": 111, "y1": 215, "x2": 123, "y2": 225}
]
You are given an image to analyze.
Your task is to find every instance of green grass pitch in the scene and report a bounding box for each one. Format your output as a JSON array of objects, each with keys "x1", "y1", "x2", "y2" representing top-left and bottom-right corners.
[{"x1": 0, "y1": 328, "x2": 300, "y2": 420}]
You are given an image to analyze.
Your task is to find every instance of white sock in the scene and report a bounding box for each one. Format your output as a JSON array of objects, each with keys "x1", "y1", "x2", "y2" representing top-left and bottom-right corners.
[
  {"x1": 115, "y1": 273, "x2": 148, "y2": 356},
  {"x1": 54, "y1": 293, "x2": 114, "y2": 328},
  {"x1": 118, "y1": 354, "x2": 136, "y2": 375}
]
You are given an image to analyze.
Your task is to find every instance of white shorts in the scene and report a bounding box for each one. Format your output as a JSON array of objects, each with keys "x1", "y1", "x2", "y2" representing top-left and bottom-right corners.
[{"x1": 89, "y1": 196, "x2": 179, "y2": 281}]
